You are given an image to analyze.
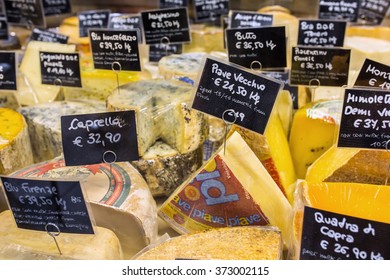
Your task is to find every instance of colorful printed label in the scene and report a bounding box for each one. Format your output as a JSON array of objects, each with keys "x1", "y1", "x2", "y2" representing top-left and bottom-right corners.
[{"x1": 160, "y1": 155, "x2": 269, "y2": 233}]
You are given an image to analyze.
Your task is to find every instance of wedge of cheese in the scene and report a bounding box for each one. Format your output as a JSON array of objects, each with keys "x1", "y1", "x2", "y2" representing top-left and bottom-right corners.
[
  {"x1": 19, "y1": 100, "x2": 106, "y2": 163},
  {"x1": 289, "y1": 100, "x2": 341, "y2": 179},
  {"x1": 9, "y1": 157, "x2": 158, "y2": 259},
  {"x1": 107, "y1": 79, "x2": 208, "y2": 156},
  {"x1": 0, "y1": 210, "x2": 123, "y2": 260},
  {"x1": 0, "y1": 108, "x2": 34, "y2": 175},
  {"x1": 158, "y1": 52, "x2": 206, "y2": 81},
  {"x1": 159, "y1": 132, "x2": 293, "y2": 249},
  {"x1": 19, "y1": 41, "x2": 77, "y2": 105},
  {"x1": 184, "y1": 24, "x2": 225, "y2": 53},
  {"x1": 136, "y1": 226, "x2": 282, "y2": 260}
]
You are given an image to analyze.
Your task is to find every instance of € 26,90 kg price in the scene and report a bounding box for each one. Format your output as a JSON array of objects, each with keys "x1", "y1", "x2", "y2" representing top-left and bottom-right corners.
[
  {"x1": 321, "y1": 241, "x2": 384, "y2": 260},
  {"x1": 72, "y1": 132, "x2": 121, "y2": 148}
]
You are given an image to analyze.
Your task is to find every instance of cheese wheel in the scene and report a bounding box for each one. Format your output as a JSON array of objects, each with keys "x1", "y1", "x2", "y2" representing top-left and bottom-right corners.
[{"x1": 0, "y1": 108, "x2": 34, "y2": 175}]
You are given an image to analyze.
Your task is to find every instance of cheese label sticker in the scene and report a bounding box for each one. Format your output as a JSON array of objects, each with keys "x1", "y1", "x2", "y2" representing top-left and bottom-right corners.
[
  {"x1": 0, "y1": 52, "x2": 17, "y2": 91},
  {"x1": 159, "y1": 0, "x2": 189, "y2": 8},
  {"x1": 78, "y1": 10, "x2": 110, "y2": 38},
  {"x1": 337, "y1": 88, "x2": 390, "y2": 150},
  {"x1": 31, "y1": 28, "x2": 69, "y2": 44},
  {"x1": 226, "y1": 26, "x2": 287, "y2": 70},
  {"x1": 297, "y1": 19, "x2": 346, "y2": 47},
  {"x1": 43, "y1": 0, "x2": 72, "y2": 16},
  {"x1": 193, "y1": 0, "x2": 229, "y2": 22},
  {"x1": 358, "y1": 0, "x2": 390, "y2": 25},
  {"x1": 0, "y1": 17, "x2": 9, "y2": 40},
  {"x1": 1, "y1": 176, "x2": 94, "y2": 234},
  {"x1": 159, "y1": 155, "x2": 269, "y2": 232},
  {"x1": 318, "y1": 0, "x2": 360, "y2": 22},
  {"x1": 354, "y1": 59, "x2": 390, "y2": 90},
  {"x1": 229, "y1": 10, "x2": 273, "y2": 28},
  {"x1": 300, "y1": 206, "x2": 390, "y2": 260},
  {"x1": 4, "y1": 0, "x2": 46, "y2": 28}
]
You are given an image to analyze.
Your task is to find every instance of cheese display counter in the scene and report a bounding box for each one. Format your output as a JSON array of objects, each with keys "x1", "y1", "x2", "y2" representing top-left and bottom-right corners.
[{"x1": 0, "y1": 0, "x2": 389, "y2": 260}]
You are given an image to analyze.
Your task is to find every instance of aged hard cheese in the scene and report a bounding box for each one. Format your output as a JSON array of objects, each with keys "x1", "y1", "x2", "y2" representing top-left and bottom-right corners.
[
  {"x1": 10, "y1": 158, "x2": 158, "y2": 259},
  {"x1": 136, "y1": 226, "x2": 282, "y2": 260},
  {"x1": 159, "y1": 132, "x2": 293, "y2": 248},
  {"x1": 158, "y1": 52, "x2": 206, "y2": 81},
  {"x1": 0, "y1": 210, "x2": 123, "y2": 260},
  {"x1": 107, "y1": 79, "x2": 208, "y2": 156},
  {"x1": 184, "y1": 24, "x2": 225, "y2": 53},
  {"x1": 19, "y1": 100, "x2": 106, "y2": 163},
  {"x1": 0, "y1": 108, "x2": 34, "y2": 175}
]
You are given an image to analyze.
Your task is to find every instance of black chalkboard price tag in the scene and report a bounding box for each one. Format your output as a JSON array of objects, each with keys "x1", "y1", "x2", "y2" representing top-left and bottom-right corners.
[
  {"x1": 160, "y1": 0, "x2": 189, "y2": 8},
  {"x1": 61, "y1": 111, "x2": 139, "y2": 166},
  {"x1": 290, "y1": 46, "x2": 351, "y2": 86},
  {"x1": 4, "y1": 0, "x2": 46, "y2": 28},
  {"x1": 108, "y1": 14, "x2": 142, "y2": 43},
  {"x1": 300, "y1": 206, "x2": 390, "y2": 260},
  {"x1": 43, "y1": 0, "x2": 71, "y2": 16},
  {"x1": 39, "y1": 51, "x2": 81, "y2": 88},
  {"x1": 78, "y1": 10, "x2": 110, "y2": 38},
  {"x1": 298, "y1": 19, "x2": 346, "y2": 47},
  {"x1": 262, "y1": 70, "x2": 299, "y2": 110},
  {"x1": 1, "y1": 176, "x2": 94, "y2": 234},
  {"x1": 89, "y1": 29, "x2": 141, "y2": 72},
  {"x1": 193, "y1": 0, "x2": 229, "y2": 22},
  {"x1": 192, "y1": 56, "x2": 283, "y2": 135},
  {"x1": 0, "y1": 17, "x2": 8, "y2": 40},
  {"x1": 0, "y1": 52, "x2": 17, "y2": 91},
  {"x1": 354, "y1": 59, "x2": 390, "y2": 90},
  {"x1": 149, "y1": 43, "x2": 183, "y2": 63},
  {"x1": 229, "y1": 10, "x2": 273, "y2": 28},
  {"x1": 358, "y1": 0, "x2": 390, "y2": 25},
  {"x1": 226, "y1": 26, "x2": 287, "y2": 70},
  {"x1": 337, "y1": 88, "x2": 390, "y2": 150},
  {"x1": 318, "y1": 0, "x2": 360, "y2": 22},
  {"x1": 141, "y1": 7, "x2": 190, "y2": 45},
  {"x1": 31, "y1": 28, "x2": 68, "y2": 44}
]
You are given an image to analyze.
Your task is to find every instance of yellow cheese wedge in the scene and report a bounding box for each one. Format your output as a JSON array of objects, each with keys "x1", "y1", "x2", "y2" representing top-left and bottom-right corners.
[
  {"x1": 0, "y1": 210, "x2": 123, "y2": 260},
  {"x1": 0, "y1": 108, "x2": 33, "y2": 175},
  {"x1": 184, "y1": 24, "x2": 225, "y2": 53},
  {"x1": 136, "y1": 226, "x2": 282, "y2": 260},
  {"x1": 289, "y1": 100, "x2": 341, "y2": 179},
  {"x1": 346, "y1": 26, "x2": 390, "y2": 41},
  {"x1": 159, "y1": 131, "x2": 293, "y2": 249}
]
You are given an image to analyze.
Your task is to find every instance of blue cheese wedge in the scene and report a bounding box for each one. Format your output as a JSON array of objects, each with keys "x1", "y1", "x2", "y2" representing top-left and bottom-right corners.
[{"x1": 158, "y1": 52, "x2": 206, "y2": 81}]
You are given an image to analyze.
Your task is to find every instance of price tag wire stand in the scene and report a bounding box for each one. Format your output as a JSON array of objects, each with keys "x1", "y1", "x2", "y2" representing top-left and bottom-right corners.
[
  {"x1": 112, "y1": 62, "x2": 122, "y2": 95},
  {"x1": 45, "y1": 222, "x2": 62, "y2": 255},
  {"x1": 222, "y1": 109, "x2": 237, "y2": 156}
]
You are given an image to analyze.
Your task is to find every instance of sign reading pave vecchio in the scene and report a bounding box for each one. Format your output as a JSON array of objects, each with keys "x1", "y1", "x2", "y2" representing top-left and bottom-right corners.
[
  {"x1": 192, "y1": 57, "x2": 282, "y2": 135},
  {"x1": 141, "y1": 7, "x2": 190, "y2": 44},
  {"x1": 0, "y1": 52, "x2": 17, "y2": 90},
  {"x1": 318, "y1": 0, "x2": 360, "y2": 22},
  {"x1": 338, "y1": 88, "x2": 390, "y2": 150},
  {"x1": 290, "y1": 46, "x2": 350, "y2": 86},
  {"x1": 89, "y1": 29, "x2": 141, "y2": 71},
  {"x1": 61, "y1": 111, "x2": 139, "y2": 166},
  {"x1": 4, "y1": 0, "x2": 46, "y2": 27},
  {"x1": 298, "y1": 19, "x2": 346, "y2": 47},
  {"x1": 354, "y1": 59, "x2": 390, "y2": 90},
  {"x1": 300, "y1": 206, "x2": 390, "y2": 260},
  {"x1": 1, "y1": 176, "x2": 94, "y2": 234}
]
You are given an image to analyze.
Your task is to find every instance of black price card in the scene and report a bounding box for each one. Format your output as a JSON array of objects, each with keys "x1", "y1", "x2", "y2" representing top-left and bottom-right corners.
[
  {"x1": 318, "y1": 0, "x2": 360, "y2": 22},
  {"x1": 354, "y1": 59, "x2": 390, "y2": 90},
  {"x1": 43, "y1": 0, "x2": 71, "y2": 16},
  {"x1": 61, "y1": 111, "x2": 139, "y2": 166},
  {"x1": 338, "y1": 88, "x2": 390, "y2": 150},
  {"x1": 78, "y1": 10, "x2": 110, "y2": 38},
  {"x1": 1, "y1": 176, "x2": 94, "y2": 234},
  {"x1": 300, "y1": 206, "x2": 390, "y2": 260},
  {"x1": 298, "y1": 19, "x2": 346, "y2": 47},
  {"x1": 226, "y1": 26, "x2": 287, "y2": 70},
  {"x1": 4, "y1": 0, "x2": 46, "y2": 28},
  {"x1": 358, "y1": 0, "x2": 390, "y2": 24},
  {"x1": 89, "y1": 29, "x2": 141, "y2": 72},
  {"x1": 290, "y1": 46, "x2": 350, "y2": 86},
  {"x1": 160, "y1": 0, "x2": 188, "y2": 8},
  {"x1": 40, "y1": 52, "x2": 81, "y2": 88},
  {"x1": 194, "y1": 0, "x2": 229, "y2": 22},
  {"x1": 149, "y1": 43, "x2": 183, "y2": 62},
  {"x1": 108, "y1": 14, "x2": 142, "y2": 43},
  {"x1": 229, "y1": 10, "x2": 273, "y2": 28},
  {"x1": 192, "y1": 57, "x2": 283, "y2": 134},
  {"x1": 0, "y1": 52, "x2": 17, "y2": 91},
  {"x1": 262, "y1": 70, "x2": 299, "y2": 109},
  {"x1": 141, "y1": 7, "x2": 190, "y2": 44},
  {"x1": 0, "y1": 17, "x2": 8, "y2": 40},
  {"x1": 31, "y1": 28, "x2": 68, "y2": 44}
]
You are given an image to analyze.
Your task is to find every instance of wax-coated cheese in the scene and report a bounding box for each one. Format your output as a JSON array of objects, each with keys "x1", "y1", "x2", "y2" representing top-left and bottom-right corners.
[
  {"x1": 0, "y1": 108, "x2": 34, "y2": 175},
  {"x1": 136, "y1": 226, "x2": 282, "y2": 260},
  {"x1": 159, "y1": 132, "x2": 293, "y2": 249},
  {"x1": 0, "y1": 210, "x2": 123, "y2": 260}
]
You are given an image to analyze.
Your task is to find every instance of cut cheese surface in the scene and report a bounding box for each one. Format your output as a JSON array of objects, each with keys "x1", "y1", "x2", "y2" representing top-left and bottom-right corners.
[
  {"x1": 159, "y1": 132, "x2": 293, "y2": 248},
  {"x1": 184, "y1": 24, "x2": 224, "y2": 53},
  {"x1": 136, "y1": 226, "x2": 282, "y2": 260},
  {"x1": 158, "y1": 52, "x2": 205, "y2": 81},
  {"x1": 0, "y1": 210, "x2": 123, "y2": 260}
]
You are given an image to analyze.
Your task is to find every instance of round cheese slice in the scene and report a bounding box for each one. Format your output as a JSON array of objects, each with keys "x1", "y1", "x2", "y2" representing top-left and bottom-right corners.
[{"x1": 10, "y1": 157, "x2": 158, "y2": 259}]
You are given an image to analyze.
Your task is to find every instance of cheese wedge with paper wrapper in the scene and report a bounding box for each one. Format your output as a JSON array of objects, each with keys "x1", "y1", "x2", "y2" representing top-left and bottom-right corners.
[
  {"x1": 136, "y1": 226, "x2": 282, "y2": 260},
  {"x1": 0, "y1": 210, "x2": 123, "y2": 260},
  {"x1": 0, "y1": 108, "x2": 34, "y2": 175},
  {"x1": 7, "y1": 157, "x2": 158, "y2": 259},
  {"x1": 159, "y1": 131, "x2": 293, "y2": 249}
]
